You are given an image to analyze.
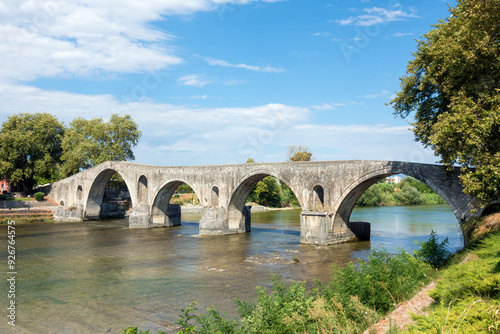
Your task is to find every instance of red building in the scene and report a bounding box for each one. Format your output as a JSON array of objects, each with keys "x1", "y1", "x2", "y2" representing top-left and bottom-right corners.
[{"x1": 0, "y1": 179, "x2": 11, "y2": 194}]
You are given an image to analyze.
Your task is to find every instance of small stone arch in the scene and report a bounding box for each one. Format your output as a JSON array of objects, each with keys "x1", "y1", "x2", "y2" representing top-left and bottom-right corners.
[
  {"x1": 211, "y1": 185, "x2": 219, "y2": 207},
  {"x1": 77, "y1": 185, "x2": 83, "y2": 201},
  {"x1": 150, "y1": 179, "x2": 201, "y2": 225},
  {"x1": 313, "y1": 185, "x2": 325, "y2": 211},
  {"x1": 137, "y1": 175, "x2": 148, "y2": 205},
  {"x1": 227, "y1": 170, "x2": 302, "y2": 231}
]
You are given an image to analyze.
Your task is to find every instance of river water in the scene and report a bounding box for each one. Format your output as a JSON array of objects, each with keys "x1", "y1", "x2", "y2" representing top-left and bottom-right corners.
[{"x1": 1, "y1": 205, "x2": 461, "y2": 334}]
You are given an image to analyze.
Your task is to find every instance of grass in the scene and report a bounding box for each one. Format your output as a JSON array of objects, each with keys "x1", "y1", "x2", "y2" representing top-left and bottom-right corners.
[{"x1": 402, "y1": 216, "x2": 500, "y2": 333}]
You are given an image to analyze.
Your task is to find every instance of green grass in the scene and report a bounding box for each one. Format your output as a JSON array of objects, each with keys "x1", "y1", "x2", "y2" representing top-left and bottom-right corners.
[{"x1": 403, "y1": 232, "x2": 500, "y2": 333}]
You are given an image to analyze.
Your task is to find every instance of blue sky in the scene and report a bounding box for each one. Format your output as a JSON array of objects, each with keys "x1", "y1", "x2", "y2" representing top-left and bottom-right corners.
[{"x1": 0, "y1": 0, "x2": 455, "y2": 166}]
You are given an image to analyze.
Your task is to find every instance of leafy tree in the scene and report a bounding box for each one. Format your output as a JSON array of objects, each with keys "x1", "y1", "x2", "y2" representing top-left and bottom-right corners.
[
  {"x1": 357, "y1": 185, "x2": 382, "y2": 207},
  {"x1": 287, "y1": 145, "x2": 313, "y2": 162},
  {"x1": 250, "y1": 176, "x2": 280, "y2": 207},
  {"x1": 400, "y1": 176, "x2": 434, "y2": 194},
  {"x1": 0, "y1": 113, "x2": 64, "y2": 193},
  {"x1": 61, "y1": 114, "x2": 141, "y2": 177},
  {"x1": 395, "y1": 183, "x2": 423, "y2": 206},
  {"x1": 390, "y1": 0, "x2": 500, "y2": 205}
]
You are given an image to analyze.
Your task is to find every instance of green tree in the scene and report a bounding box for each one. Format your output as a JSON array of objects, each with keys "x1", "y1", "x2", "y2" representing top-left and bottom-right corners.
[
  {"x1": 287, "y1": 145, "x2": 313, "y2": 162},
  {"x1": 356, "y1": 185, "x2": 382, "y2": 207},
  {"x1": 61, "y1": 114, "x2": 141, "y2": 176},
  {"x1": 390, "y1": 0, "x2": 500, "y2": 205},
  {"x1": 0, "y1": 113, "x2": 65, "y2": 193}
]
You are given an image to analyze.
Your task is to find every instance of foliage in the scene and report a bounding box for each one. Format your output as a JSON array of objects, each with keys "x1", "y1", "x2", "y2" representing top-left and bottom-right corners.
[
  {"x1": 177, "y1": 183, "x2": 194, "y2": 194},
  {"x1": 357, "y1": 185, "x2": 382, "y2": 207},
  {"x1": 248, "y1": 176, "x2": 280, "y2": 207},
  {"x1": 278, "y1": 182, "x2": 300, "y2": 207},
  {"x1": 390, "y1": 0, "x2": 500, "y2": 205},
  {"x1": 121, "y1": 327, "x2": 167, "y2": 334},
  {"x1": 61, "y1": 114, "x2": 141, "y2": 177},
  {"x1": 0, "y1": 194, "x2": 6, "y2": 200},
  {"x1": 405, "y1": 232, "x2": 500, "y2": 334},
  {"x1": 33, "y1": 192, "x2": 45, "y2": 201},
  {"x1": 320, "y1": 248, "x2": 431, "y2": 314},
  {"x1": 246, "y1": 156, "x2": 300, "y2": 208},
  {"x1": 462, "y1": 213, "x2": 500, "y2": 243},
  {"x1": 287, "y1": 145, "x2": 313, "y2": 162},
  {"x1": 175, "y1": 301, "x2": 239, "y2": 334},
  {"x1": 395, "y1": 183, "x2": 424, "y2": 206},
  {"x1": 173, "y1": 275, "x2": 379, "y2": 334},
  {"x1": 413, "y1": 230, "x2": 451, "y2": 269},
  {"x1": 355, "y1": 177, "x2": 445, "y2": 207},
  {"x1": 0, "y1": 113, "x2": 65, "y2": 193}
]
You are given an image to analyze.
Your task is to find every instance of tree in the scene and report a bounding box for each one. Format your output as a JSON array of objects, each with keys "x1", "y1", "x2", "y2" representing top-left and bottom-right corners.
[
  {"x1": 287, "y1": 145, "x2": 312, "y2": 162},
  {"x1": 61, "y1": 114, "x2": 141, "y2": 177},
  {"x1": 390, "y1": 0, "x2": 500, "y2": 205},
  {"x1": 0, "y1": 113, "x2": 65, "y2": 193}
]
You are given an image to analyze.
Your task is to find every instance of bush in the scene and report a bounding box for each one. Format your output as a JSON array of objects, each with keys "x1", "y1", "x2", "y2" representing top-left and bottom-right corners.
[
  {"x1": 0, "y1": 194, "x2": 7, "y2": 200},
  {"x1": 356, "y1": 186, "x2": 382, "y2": 207},
  {"x1": 413, "y1": 230, "x2": 451, "y2": 269},
  {"x1": 34, "y1": 192, "x2": 45, "y2": 201},
  {"x1": 394, "y1": 183, "x2": 423, "y2": 205},
  {"x1": 320, "y1": 248, "x2": 431, "y2": 313}
]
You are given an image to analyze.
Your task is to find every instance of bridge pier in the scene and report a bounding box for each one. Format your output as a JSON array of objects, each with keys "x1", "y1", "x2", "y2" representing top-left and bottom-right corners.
[
  {"x1": 129, "y1": 204, "x2": 149, "y2": 228},
  {"x1": 199, "y1": 206, "x2": 251, "y2": 236},
  {"x1": 300, "y1": 211, "x2": 370, "y2": 245}
]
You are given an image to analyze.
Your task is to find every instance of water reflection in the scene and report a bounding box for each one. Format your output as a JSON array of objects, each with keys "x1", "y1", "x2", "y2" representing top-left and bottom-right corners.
[{"x1": 0, "y1": 205, "x2": 461, "y2": 333}]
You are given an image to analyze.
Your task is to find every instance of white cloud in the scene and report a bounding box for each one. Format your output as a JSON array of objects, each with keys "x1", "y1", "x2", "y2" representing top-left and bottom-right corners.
[
  {"x1": 205, "y1": 57, "x2": 285, "y2": 73},
  {"x1": 336, "y1": 7, "x2": 418, "y2": 26},
  {"x1": 178, "y1": 74, "x2": 213, "y2": 87},
  {"x1": 310, "y1": 103, "x2": 347, "y2": 111},
  {"x1": 392, "y1": 32, "x2": 414, "y2": 38},
  {"x1": 0, "y1": 0, "x2": 286, "y2": 82},
  {"x1": 362, "y1": 90, "x2": 390, "y2": 99}
]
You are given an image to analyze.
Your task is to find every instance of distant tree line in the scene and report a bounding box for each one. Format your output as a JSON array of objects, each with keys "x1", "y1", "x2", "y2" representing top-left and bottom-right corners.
[
  {"x1": 0, "y1": 112, "x2": 141, "y2": 193},
  {"x1": 356, "y1": 177, "x2": 446, "y2": 207}
]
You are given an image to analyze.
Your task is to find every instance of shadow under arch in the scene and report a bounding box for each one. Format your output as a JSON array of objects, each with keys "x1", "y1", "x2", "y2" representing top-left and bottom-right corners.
[
  {"x1": 150, "y1": 179, "x2": 201, "y2": 226},
  {"x1": 333, "y1": 167, "x2": 460, "y2": 227},
  {"x1": 227, "y1": 170, "x2": 303, "y2": 232},
  {"x1": 85, "y1": 168, "x2": 133, "y2": 220}
]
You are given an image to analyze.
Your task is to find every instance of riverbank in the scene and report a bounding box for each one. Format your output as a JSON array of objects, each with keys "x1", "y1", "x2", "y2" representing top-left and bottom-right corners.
[{"x1": 0, "y1": 198, "x2": 56, "y2": 224}]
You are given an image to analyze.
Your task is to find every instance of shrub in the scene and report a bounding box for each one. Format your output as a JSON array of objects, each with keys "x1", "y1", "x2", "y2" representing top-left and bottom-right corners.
[
  {"x1": 394, "y1": 183, "x2": 423, "y2": 205},
  {"x1": 34, "y1": 192, "x2": 45, "y2": 201},
  {"x1": 356, "y1": 185, "x2": 382, "y2": 207},
  {"x1": 320, "y1": 248, "x2": 430, "y2": 313},
  {"x1": 413, "y1": 230, "x2": 451, "y2": 269},
  {"x1": 0, "y1": 194, "x2": 6, "y2": 200}
]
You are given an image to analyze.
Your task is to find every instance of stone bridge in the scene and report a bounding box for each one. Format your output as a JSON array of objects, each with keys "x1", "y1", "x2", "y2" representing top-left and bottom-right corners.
[{"x1": 45, "y1": 160, "x2": 480, "y2": 245}]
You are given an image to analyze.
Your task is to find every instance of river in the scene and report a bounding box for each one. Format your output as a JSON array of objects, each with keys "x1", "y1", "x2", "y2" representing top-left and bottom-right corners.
[{"x1": 0, "y1": 205, "x2": 461, "y2": 334}]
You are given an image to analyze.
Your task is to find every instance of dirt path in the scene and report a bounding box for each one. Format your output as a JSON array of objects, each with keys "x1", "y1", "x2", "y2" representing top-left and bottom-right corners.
[{"x1": 363, "y1": 281, "x2": 437, "y2": 333}]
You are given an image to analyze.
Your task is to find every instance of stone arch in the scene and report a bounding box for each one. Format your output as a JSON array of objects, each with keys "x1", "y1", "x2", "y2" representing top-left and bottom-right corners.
[
  {"x1": 333, "y1": 166, "x2": 462, "y2": 227},
  {"x1": 137, "y1": 175, "x2": 148, "y2": 205},
  {"x1": 227, "y1": 170, "x2": 302, "y2": 231},
  {"x1": 150, "y1": 179, "x2": 200, "y2": 225},
  {"x1": 84, "y1": 168, "x2": 133, "y2": 220},
  {"x1": 313, "y1": 184, "x2": 325, "y2": 211},
  {"x1": 211, "y1": 185, "x2": 219, "y2": 207},
  {"x1": 77, "y1": 185, "x2": 83, "y2": 201}
]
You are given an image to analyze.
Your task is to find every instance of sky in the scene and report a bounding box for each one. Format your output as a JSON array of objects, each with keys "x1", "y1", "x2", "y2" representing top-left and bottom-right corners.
[{"x1": 0, "y1": 0, "x2": 457, "y2": 167}]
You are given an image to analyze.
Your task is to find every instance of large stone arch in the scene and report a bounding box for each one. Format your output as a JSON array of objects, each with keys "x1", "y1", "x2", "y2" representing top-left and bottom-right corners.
[
  {"x1": 226, "y1": 170, "x2": 302, "y2": 232},
  {"x1": 84, "y1": 168, "x2": 134, "y2": 220},
  {"x1": 333, "y1": 164, "x2": 469, "y2": 228},
  {"x1": 150, "y1": 179, "x2": 201, "y2": 226}
]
